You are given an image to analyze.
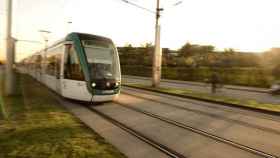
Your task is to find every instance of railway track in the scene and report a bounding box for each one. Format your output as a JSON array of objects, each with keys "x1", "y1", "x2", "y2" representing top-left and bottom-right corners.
[
  {"x1": 123, "y1": 86, "x2": 280, "y2": 122},
  {"x1": 54, "y1": 88, "x2": 278, "y2": 158},
  {"x1": 43, "y1": 76, "x2": 278, "y2": 158},
  {"x1": 48, "y1": 84, "x2": 186, "y2": 158},
  {"x1": 25, "y1": 72, "x2": 278, "y2": 158},
  {"x1": 112, "y1": 101, "x2": 278, "y2": 158},
  {"x1": 83, "y1": 104, "x2": 187, "y2": 158},
  {"x1": 121, "y1": 90, "x2": 280, "y2": 135}
]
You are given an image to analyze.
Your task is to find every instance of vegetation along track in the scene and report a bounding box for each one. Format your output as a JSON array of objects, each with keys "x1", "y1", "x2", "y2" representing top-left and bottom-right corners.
[
  {"x1": 123, "y1": 87, "x2": 280, "y2": 122},
  {"x1": 82, "y1": 104, "x2": 187, "y2": 158},
  {"x1": 124, "y1": 76, "x2": 268, "y2": 93},
  {"x1": 121, "y1": 90, "x2": 280, "y2": 135},
  {"x1": 113, "y1": 101, "x2": 278, "y2": 158}
]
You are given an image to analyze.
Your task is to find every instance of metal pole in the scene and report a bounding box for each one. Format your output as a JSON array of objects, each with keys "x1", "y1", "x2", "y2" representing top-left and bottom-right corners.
[
  {"x1": 152, "y1": 0, "x2": 162, "y2": 87},
  {"x1": 44, "y1": 39, "x2": 48, "y2": 50},
  {"x1": 38, "y1": 30, "x2": 51, "y2": 49},
  {"x1": 67, "y1": 21, "x2": 72, "y2": 34},
  {"x1": 5, "y1": 0, "x2": 16, "y2": 95}
]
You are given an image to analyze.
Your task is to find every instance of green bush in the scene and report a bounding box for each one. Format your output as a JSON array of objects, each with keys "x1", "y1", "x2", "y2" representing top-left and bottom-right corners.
[
  {"x1": 121, "y1": 65, "x2": 273, "y2": 88},
  {"x1": 272, "y1": 64, "x2": 280, "y2": 80}
]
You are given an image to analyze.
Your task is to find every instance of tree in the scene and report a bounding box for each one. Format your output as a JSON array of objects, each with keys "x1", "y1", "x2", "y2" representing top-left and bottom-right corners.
[
  {"x1": 224, "y1": 48, "x2": 235, "y2": 54},
  {"x1": 124, "y1": 43, "x2": 133, "y2": 48},
  {"x1": 203, "y1": 45, "x2": 215, "y2": 53},
  {"x1": 179, "y1": 42, "x2": 215, "y2": 60},
  {"x1": 263, "y1": 48, "x2": 280, "y2": 68},
  {"x1": 140, "y1": 42, "x2": 153, "y2": 48},
  {"x1": 272, "y1": 64, "x2": 280, "y2": 79},
  {"x1": 178, "y1": 42, "x2": 193, "y2": 57}
]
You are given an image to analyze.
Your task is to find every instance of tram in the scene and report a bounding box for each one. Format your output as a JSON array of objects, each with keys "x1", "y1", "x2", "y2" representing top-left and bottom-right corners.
[{"x1": 20, "y1": 32, "x2": 121, "y2": 102}]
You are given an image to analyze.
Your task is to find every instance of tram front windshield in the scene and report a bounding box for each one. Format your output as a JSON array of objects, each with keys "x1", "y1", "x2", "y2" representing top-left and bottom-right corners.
[{"x1": 84, "y1": 40, "x2": 120, "y2": 81}]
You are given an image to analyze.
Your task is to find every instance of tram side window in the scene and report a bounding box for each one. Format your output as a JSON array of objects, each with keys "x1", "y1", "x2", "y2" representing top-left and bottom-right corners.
[
  {"x1": 54, "y1": 47, "x2": 63, "y2": 78},
  {"x1": 35, "y1": 55, "x2": 42, "y2": 70},
  {"x1": 64, "y1": 45, "x2": 85, "y2": 81},
  {"x1": 46, "y1": 55, "x2": 56, "y2": 76},
  {"x1": 55, "y1": 54, "x2": 62, "y2": 77}
]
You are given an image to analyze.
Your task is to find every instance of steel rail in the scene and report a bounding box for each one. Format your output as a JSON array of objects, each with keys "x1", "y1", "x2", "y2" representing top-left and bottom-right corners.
[
  {"x1": 123, "y1": 85, "x2": 280, "y2": 117},
  {"x1": 83, "y1": 105, "x2": 187, "y2": 158},
  {"x1": 121, "y1": 90, "x2": 280, "y2": 135},
  {"x1": 123, "y1": 86, "x2": 280, "y2": 121},
  {"x1": 115, "y1": 101, "x2": 278, "y2": 158}
]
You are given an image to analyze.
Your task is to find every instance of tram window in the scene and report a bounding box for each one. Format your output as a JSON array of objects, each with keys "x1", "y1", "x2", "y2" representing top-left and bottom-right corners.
[
  {"x1": 52, "y1": 54, "x2": 60, "y2": 78},
  {"x1": 46, "y1": 55, "x2": 56, "y2": 76},
  {"x1": 54, "y1": 47, "x2": 63, "y2": 78},
  {"x1": 31, "y1": 56, "x2": 37, "y2": 71},
  {"x1": 35, "y1": 55, "x2": 42, "y2": 70},
  {"x1": 64, "y1": 45, "x2": 85, "y2": 81}
]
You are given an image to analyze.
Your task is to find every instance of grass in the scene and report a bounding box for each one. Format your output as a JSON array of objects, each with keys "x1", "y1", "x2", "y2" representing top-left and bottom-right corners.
[
  {"x1": 0, "y1": 73, "x2": 25, "y2": 120},
  {"x1": 121, "y1": 65, "x2": 275, "y2": 88},
  {"x1": 0, "y1": 74, "x2": 126, "y2": 158},
  {"x1": 0, "y1": 73, "x2": 6, "y2": 120},
  {"x1": 124, "y1": 83, "x2": 280, "y2": 113}
]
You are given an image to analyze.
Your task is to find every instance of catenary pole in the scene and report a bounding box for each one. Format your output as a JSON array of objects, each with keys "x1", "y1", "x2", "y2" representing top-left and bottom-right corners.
[
  {"x1": 5, "y1": 0, "x2": 16, "y2": 95},
  {"x1": 152, "y1": 0, "x2": 162, "y2": 87},
  {"x1": 120, "y1": 0, "x2": 183, "y2": 87}
]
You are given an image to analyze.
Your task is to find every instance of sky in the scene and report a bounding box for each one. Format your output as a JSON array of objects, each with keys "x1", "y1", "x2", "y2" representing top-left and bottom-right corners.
[{"x1": 1, "y1": 0, "x2": 280, "y2": 60}]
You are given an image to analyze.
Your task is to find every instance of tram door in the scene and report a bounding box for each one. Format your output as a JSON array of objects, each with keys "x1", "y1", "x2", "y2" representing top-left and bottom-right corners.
[{"x1": 62, "y1": 44, "x2": 90, "y2": 100}]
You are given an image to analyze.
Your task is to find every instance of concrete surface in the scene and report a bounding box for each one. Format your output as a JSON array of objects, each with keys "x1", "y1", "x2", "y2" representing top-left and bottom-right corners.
[
  {"x1": 60, "y1": 99, "x2": 170, "y2": 158},
  {"x1": 15, "y1": 69, "x2": 279, "y2": 158},
  {"x1": 119, "y1": 87, "x2": 280, "y2": 157},
  {"x1": 95, "y1": 103, "x2": 263, "y2": 158}
]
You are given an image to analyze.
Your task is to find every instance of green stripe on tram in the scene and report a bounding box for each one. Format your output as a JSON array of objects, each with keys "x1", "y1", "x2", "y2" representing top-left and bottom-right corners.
[{"x1": 66, "y1": 33, "x2": 93, "y2": 94}]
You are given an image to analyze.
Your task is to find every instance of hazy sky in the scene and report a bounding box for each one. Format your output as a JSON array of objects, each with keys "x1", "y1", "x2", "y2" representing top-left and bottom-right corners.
[{"x1": 1, "y1": 0, "x2": 280, "y2": 60}]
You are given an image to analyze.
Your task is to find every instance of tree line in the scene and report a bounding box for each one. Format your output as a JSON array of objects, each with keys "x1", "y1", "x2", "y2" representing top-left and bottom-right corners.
[
  {"x1": 118, "y1": 42, "x2": 280, "y2": 76},
  {"x1": 118, "y1": 42, "x2": 280, "y2": 87}
]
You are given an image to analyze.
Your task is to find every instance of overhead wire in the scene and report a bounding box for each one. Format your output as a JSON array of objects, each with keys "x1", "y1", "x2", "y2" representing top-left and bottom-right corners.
[
  {"x1": 118, "y1": 0, "x2": 156, "y2": 14},
  {"x1": 173, "y1": 1, "x2": 183, "y2": 6},
  {"x1": 116, "y1": 0, "x2": 184, "y2": 15}
]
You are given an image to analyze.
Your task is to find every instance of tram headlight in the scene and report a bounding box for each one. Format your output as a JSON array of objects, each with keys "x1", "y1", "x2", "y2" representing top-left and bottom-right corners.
[
  {"x1": 115, "y1": 81, "x2": 120, "y2": 87},
  {"x1": 91, "y1": 82, "x2": 96, "y2": 87}
]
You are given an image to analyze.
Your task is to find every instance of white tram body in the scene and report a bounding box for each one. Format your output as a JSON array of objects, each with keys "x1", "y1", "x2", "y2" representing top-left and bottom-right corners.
[{"x1": 20, "y1": 33, "x2": 121, "y2": 102}]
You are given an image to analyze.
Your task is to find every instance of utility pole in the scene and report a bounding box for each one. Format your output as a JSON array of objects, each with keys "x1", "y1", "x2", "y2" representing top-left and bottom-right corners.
[
  {"x1": 67, "y1": 21, "x2": 72, "y2": 34},
  {"x1": 119, "y1": 0, "x2": 182, "y2": 87},
  {"x1": 152, "y1": 0, "x2": 163, "y2": 88},
  {"x1": 39, "y1": 30, "x2": 51, "y2": 49},
  {"x1": 5, "y1": 0, "x2": 16, "y2": 95}
]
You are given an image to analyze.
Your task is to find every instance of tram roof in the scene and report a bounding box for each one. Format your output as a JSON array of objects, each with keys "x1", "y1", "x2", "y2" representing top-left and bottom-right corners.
[{"x1": 21, "y1": 32, "x2": 113, "y2": 62}]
